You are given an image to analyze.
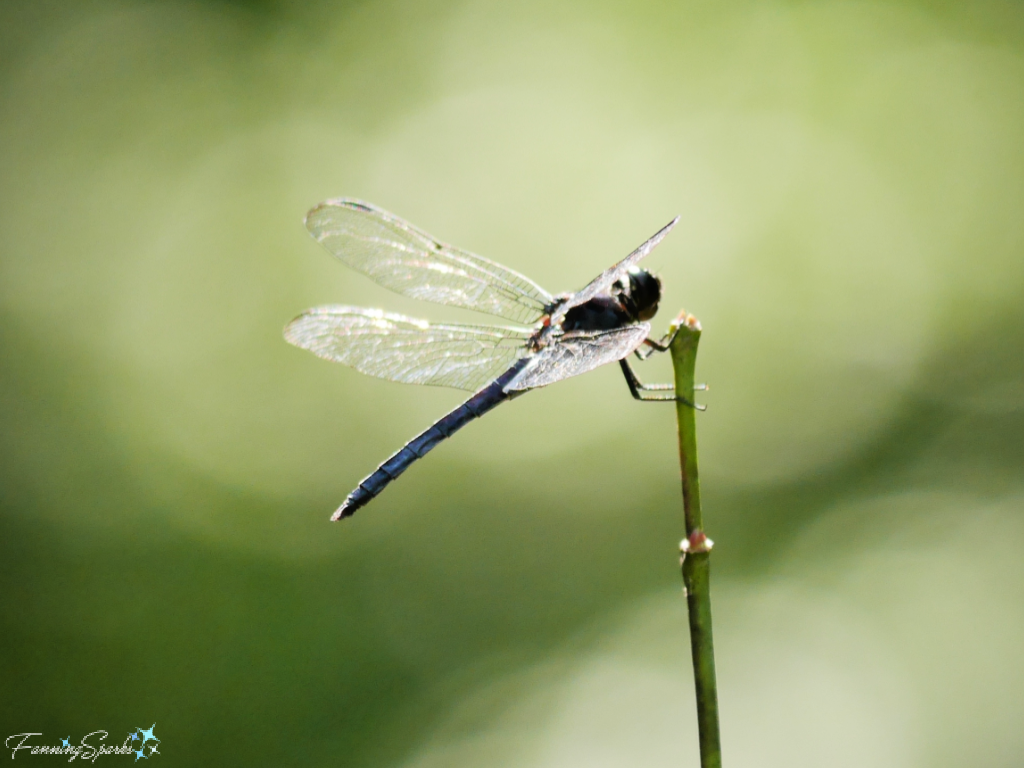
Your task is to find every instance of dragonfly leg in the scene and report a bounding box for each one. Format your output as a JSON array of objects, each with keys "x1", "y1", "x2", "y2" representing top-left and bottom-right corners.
[
  {"x1": 634, "y1": 326, "x2": 681, "y2": 360},
  {"x1": 619, "y1": 360, "x2": 706, "y2": 410},
  {"x1": 633, "y1": 342, "x2": 708, "y2": 390},
  {"x1": 620, "y1": 359, "x2": 673, "y2": 401}
]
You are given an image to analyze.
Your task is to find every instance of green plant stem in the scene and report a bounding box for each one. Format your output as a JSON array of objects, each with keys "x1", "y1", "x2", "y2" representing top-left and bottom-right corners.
[{"x1": 669, "y1": 311, "x2": 722, "y2": 768}]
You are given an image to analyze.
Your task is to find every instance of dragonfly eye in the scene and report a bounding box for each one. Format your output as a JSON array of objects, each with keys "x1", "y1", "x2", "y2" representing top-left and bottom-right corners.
[{"x1": 627, "y1": 268, "x2": 661, "y2": 321}]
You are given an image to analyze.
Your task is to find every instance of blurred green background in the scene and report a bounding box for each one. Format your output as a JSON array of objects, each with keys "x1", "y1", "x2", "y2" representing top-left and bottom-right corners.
[{"x1": 2, "y1": 0, "x2": 1023, "y2": 765}]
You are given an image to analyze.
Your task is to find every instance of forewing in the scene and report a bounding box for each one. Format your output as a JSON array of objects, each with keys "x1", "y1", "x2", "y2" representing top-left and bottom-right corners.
[
  {"x1": 305, "y1": 200, "x2": 553, "y2": 324},
  {"x1": 504, "y1": 323, "x2": 650, "y2": 391},
  {"x1": 285, "y1": 306, "x2": 533, "y2": 392},
  {"x1": 551, "y1": 216, "x2": 679, "y2": 323}
]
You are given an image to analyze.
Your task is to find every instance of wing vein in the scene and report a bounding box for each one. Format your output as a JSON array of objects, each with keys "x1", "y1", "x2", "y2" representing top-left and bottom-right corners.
[
  {"x1": 307, "y1": 200, "x2": 553, "y2": 323},
  {"x1": 284, "y1": 306, "x2": 533, "y2": 392}
]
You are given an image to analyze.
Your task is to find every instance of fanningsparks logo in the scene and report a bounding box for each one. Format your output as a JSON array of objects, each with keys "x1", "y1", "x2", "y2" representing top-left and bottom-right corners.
[{"x1": 6, "y1": 726, "x2": 160, "y2": 762}]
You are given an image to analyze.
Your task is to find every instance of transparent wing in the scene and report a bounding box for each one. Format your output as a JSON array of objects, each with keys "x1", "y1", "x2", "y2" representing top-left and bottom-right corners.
[
  {"x1": 551, "y1": 216, "x2": 679, "y2": 323},
  {"x1": 284, "y1": 306, "x2": 534, "y2": 392},
  {"x1": 504, "y1": 323, "x2": 651, "y2": 391},
  {"x1": 305, "y1": 200, "x2": 553, "y2": 324}
]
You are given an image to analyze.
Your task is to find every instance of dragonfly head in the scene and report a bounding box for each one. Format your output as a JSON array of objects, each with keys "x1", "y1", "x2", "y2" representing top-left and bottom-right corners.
[{"x1": 623, "y1": 266, "x2": 661, "y2": 322}]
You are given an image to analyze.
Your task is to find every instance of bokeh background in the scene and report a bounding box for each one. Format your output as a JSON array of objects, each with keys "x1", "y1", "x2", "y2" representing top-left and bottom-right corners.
[{"x1": 2, "y1": 0, "x2": 1023, "y2": 765}]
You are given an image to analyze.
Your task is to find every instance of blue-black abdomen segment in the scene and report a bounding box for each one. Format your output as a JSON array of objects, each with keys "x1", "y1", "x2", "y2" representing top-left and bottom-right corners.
[{"x1": 332, "y1": 359, "x2": 530, "y2": 520}]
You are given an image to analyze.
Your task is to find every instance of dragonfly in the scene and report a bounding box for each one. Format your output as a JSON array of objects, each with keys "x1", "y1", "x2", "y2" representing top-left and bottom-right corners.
[{"x1": 285, "y1": 199, "x2": 695, "y2": 521}]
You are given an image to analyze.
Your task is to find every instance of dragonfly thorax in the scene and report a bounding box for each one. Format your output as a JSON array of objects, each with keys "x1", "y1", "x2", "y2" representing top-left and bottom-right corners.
[
  {"x1": 561, "y1": 296, "x2": 631, "y2": 332},
  {"x1": 559, "y1": 268, "x2": 661, "y2": 333}
]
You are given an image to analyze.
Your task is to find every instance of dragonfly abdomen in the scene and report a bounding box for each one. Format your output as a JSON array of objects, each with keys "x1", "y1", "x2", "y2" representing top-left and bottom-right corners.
[{"x1": 332, "y1": 358, "x2": 531, "y2": 520}]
